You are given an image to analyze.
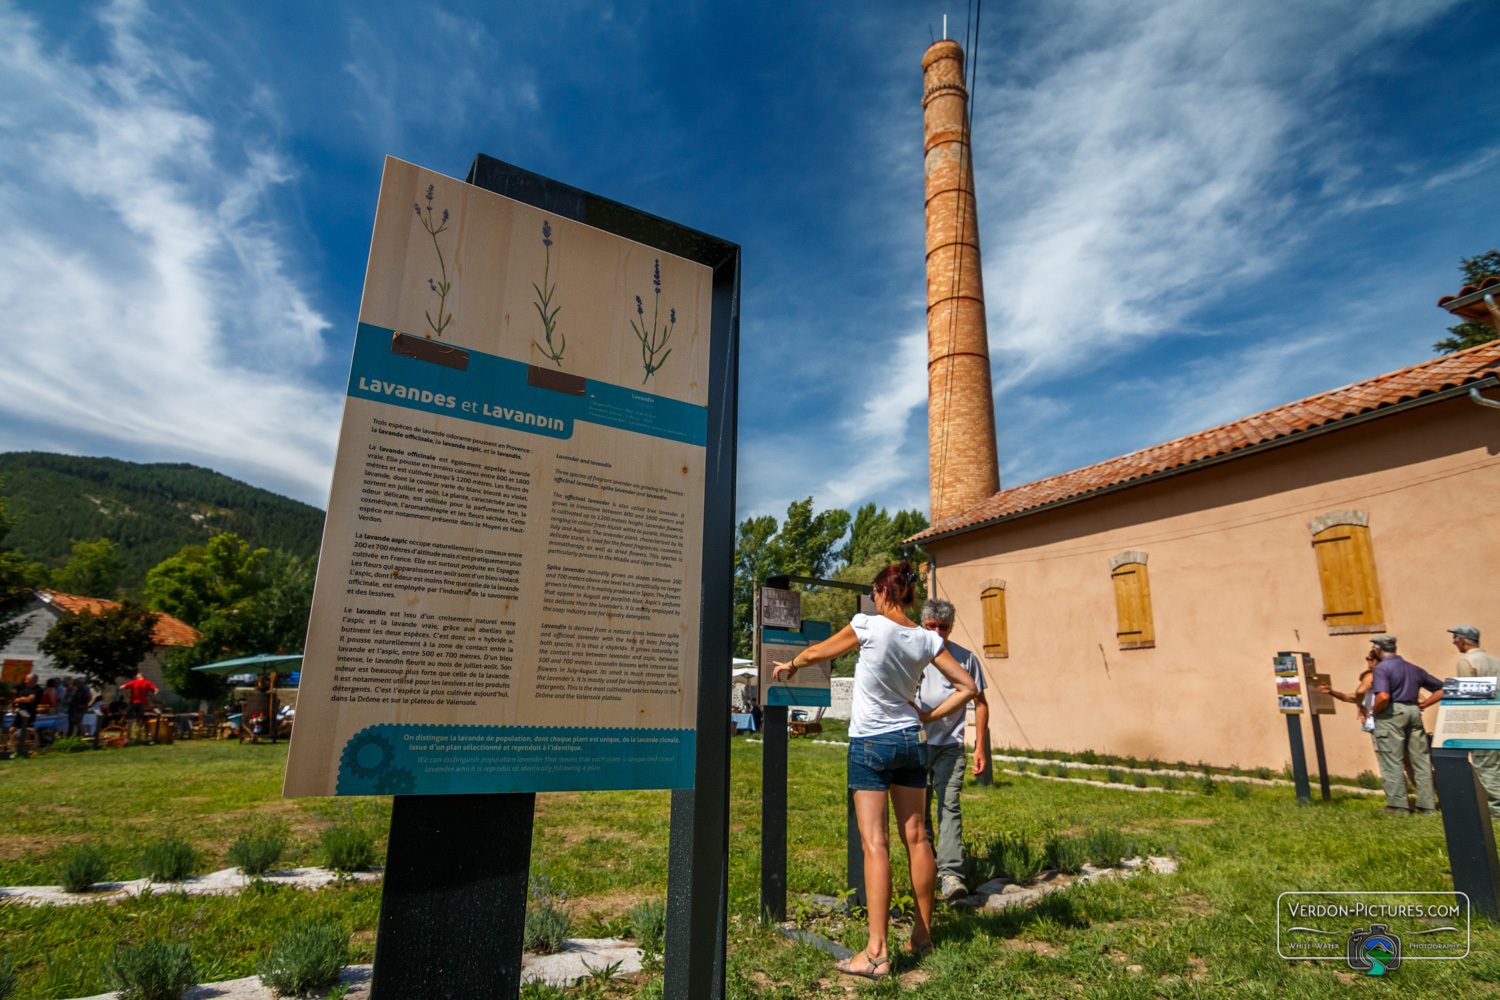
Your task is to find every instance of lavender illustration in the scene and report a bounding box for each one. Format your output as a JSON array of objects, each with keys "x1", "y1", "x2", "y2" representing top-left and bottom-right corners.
[
  {"x1": 414, "y1": 184, "x2": 452, "y2": 337},
  {"x1": 632, "y1": 259, "x2": 674, "y2": 383},
  {"x1": 532, "y1": 220, "x2": 565, "y2": 366}
]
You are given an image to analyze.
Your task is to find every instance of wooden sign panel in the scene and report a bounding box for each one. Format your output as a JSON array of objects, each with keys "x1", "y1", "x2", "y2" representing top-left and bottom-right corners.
[
  {"x1": 284, "y1": 156, "x2": 713, "y2": 797},
  {"x1": 758, "y1": 621, "x2": 832, "y2": 707},
  {"x1": 1, "y1": 659, "x2": 30, "y2": 684}
]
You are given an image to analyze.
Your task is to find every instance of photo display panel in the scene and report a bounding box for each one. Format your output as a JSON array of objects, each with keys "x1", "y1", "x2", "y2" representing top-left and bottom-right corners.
[{"x1": 284, "y1": 156, "x2": 712, "y2": 797}]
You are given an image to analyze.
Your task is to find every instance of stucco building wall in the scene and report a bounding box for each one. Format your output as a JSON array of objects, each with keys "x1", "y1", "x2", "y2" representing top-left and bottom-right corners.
[{"x1": 926, "y1": 396, "x2": 1500, "y2": 777}]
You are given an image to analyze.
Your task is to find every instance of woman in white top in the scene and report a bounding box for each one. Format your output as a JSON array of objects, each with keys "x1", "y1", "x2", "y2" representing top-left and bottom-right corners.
[{"x1": 773, "y1": 561, "x2": 976, "y2": 978}]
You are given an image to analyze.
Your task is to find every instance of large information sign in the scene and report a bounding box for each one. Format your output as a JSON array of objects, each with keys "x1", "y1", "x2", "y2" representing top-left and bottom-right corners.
[
  {"x1": 1434, "y1": 676, "x2": 1500, "y2": 749},
  {"x1": 284, "y1": 156, "x2": 713, "y2": 797},
  {"x1": 758, "y1": 622, "x2": 833, "y2": 707}
]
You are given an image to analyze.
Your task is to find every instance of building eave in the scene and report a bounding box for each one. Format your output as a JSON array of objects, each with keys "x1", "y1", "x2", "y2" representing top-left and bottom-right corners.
[{"x1": 916, "y1": 375, "x2": 1499, "y2": 546}]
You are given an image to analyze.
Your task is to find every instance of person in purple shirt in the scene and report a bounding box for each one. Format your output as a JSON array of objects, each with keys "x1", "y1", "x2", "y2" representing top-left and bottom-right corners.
[{"x1": 1369, "y1": 635, "x2": 1444, "y2": 814}]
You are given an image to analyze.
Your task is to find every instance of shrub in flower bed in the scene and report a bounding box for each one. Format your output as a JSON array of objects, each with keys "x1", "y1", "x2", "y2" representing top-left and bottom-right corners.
[
  {"x1": 257, "y1": 920, "x2": 350, "y2": 998},
  {"x1": 316, "y1": 825, "x2": 375, "y2": 873},
  {"x1": 58, "y1": 845, "x2": 110, "y2": 893},
  {"x1": 139, "y1": 839, "x2": 196, "y2": 882},
  {"x1": 101, "y1": 939, "x2": 197, "y2": 1000},
  {"x1": 228, "y1": 832, "x2": 286, "y2": 876}
]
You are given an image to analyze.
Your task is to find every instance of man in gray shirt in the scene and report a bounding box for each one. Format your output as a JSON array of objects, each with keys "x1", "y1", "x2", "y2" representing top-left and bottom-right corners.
[
  {"x1": 916, "y1": 598, "x2": 989, "y2": 900},
  {"x1": 1450, "y1": 626, "x2": 1500, "y2": 822},
  {"x1": 1369, "y1": 635, "x2": 1444, "y2": 814}
]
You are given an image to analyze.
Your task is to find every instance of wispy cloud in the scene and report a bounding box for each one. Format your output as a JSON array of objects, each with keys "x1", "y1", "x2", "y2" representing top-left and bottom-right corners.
[
  {"x1": 776, "y1": 0, "x2": 1473, "y2": 517},
  {"x1": 977, "y1": 0, "x2": 1458, "y2": 386},
  {"x1": 0, "y1": 0, "x2": 339, "y2": 503}
]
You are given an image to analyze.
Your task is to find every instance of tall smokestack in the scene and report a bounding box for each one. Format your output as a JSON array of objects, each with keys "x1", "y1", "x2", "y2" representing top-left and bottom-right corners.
[{"x1": 923, "y1": 39, "x2": 999, "y2": 525}]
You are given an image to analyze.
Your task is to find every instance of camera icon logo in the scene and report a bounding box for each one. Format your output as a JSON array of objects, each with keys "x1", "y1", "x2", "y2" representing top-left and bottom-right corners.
[{"x1": 1346, "y1": 923, "x2": 1401, "y2": 976}]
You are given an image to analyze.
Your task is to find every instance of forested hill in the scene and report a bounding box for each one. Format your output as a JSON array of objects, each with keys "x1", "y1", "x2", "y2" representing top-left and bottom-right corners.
[{"x1": 0, "y1": 452, "x2": 325, "y2": 592}]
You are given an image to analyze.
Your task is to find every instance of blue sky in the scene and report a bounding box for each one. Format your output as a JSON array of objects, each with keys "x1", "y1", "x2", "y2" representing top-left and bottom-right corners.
[{"x1": 1, "y1": 0, "x2": 1496, "y2": 525}]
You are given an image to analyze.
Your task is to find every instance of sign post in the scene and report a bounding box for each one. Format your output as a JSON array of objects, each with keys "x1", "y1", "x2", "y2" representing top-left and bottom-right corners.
[
  {"x1": 755, "y1": 576, "x2": 870, "y2": 917},
  {"x1": 1302, "y1": 654, "x2": 1334, "y2": 802},
  {"x1": 756, "y1": 596, "x2": 831, "y2": 922},
  {"x1": 1432, "y1": 676, "x2": 1500, "y2": 920},
  {"x1": 283, "y1": 153, "x2": 739, "y2": 1000},
  {"x1": 1275, "y1": 652, "x2": 1312, "y2": 806}
]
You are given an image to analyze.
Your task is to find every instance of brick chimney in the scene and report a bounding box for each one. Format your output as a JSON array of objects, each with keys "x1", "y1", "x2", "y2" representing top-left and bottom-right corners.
[{"x1": 923, "y1": 38, "x2": 1000, "y2": 525}]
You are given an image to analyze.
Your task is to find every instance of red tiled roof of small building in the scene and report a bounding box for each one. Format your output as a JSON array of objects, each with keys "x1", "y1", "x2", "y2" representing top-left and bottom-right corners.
[
  {"x1": 1437, "y1": 274, "x2": 1500, "y2": 308},
  {"x1": 911, "y1": 339, "x2": 1500, "y2": 542},
  {"x1": 38, "y1": 591, "x2": 201, "y2": 647}
]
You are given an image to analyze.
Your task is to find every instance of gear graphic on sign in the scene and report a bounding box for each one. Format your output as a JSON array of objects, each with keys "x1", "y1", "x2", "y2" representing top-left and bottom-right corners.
[
  {"x1": 374, "y1": 766, "x2": 417, "y2": 795},
  {"x1": 342, "y1": 731, "x2": 395, "y2": 780}
]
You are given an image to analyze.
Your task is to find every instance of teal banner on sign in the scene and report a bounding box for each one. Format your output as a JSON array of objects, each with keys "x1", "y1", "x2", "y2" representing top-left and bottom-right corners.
[
  {"x1": 762, "y1": 621, "x2": 833, "y2": 707},
  {"x1": 336, "y1": 724, "x2": 696, "y2": 795},
  {"x1": 347, "y1": 323, "x2": 708, "y2": 446}
]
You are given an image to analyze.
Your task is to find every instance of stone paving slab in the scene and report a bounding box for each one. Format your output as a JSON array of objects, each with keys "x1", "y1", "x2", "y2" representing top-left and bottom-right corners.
[
  {"x1": 521, "y1": 937, "x2": 644, "y2": 987},
  {"x1": 73, "y1": 965, "x2": 373, "y2": 1000},
  {"x1": 1, "y1": 866, "x2": 382, "y2": 906},
  {"x1": 948, "y1": 856, "x2": 1179, "y2": 912}
]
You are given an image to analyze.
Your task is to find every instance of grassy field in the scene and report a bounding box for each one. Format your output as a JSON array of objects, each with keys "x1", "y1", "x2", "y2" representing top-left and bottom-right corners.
[{"x1": 2, "y1": 729, "x2": 1498, "y2": 998}]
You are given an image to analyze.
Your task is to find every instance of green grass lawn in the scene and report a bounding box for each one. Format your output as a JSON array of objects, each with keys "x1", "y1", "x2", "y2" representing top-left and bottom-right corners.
[{"x1": 2, "y1": 731, "x2": 1498, "y2": 998}]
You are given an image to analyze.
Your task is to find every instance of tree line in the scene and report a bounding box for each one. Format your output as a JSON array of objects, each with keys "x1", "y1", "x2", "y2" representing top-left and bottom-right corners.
[
  {"x1": 734, "y1": 498, "x2": 929, "y2": 668},
  {"x1": 0, "y1": 492, "x2": 313, "y2": 705}
]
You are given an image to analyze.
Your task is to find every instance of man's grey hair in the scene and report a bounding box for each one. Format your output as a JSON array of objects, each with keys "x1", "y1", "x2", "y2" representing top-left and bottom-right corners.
[{"x1": 922, "y1": 598, "x2": 956, "y2": 623}]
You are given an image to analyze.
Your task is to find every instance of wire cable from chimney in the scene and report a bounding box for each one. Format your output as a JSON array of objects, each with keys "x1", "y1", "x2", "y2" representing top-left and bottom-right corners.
[{"x1": 932, "y1": 0, "x2": 984, "y2": 523}]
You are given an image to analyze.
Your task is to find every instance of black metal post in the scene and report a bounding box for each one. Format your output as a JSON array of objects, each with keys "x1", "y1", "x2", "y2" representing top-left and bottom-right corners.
[
  {"x1": 1433, "y1": 747, "x2": 1500, "y2": 921},
  {"x1": 761, "y1": 705, "x2": 788, "y2": 921},
  {"x1": 846, "y1": 788, "x2": 866, "y2": 908},
  {"x1": 463, "y1": 153, "x2": 739, "y2": 1000},
  {"x1": 1286, "y1": 714, "x2": 1311, "y2": 806},
  {"x1": 661, "y1": 238, "x2": 739, "y2": 1000},
  {"x1": 1308, "y1": 715, "x2": 1330, "y2": 802},
  {"x1": 370, "y1": 793, "x2": 534, "y2": 1000}
]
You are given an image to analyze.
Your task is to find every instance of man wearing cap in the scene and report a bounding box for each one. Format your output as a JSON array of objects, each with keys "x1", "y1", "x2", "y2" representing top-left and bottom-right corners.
[
  {"x1": 1370, "y1": 635, "x2": 1444, "y2": 814},
  {"x1": 1450, "y1": 626, "x2": 1500, "y2": 822},
  {"x1": 915, "y1": 597, "x2": 989, "y2": 901}
]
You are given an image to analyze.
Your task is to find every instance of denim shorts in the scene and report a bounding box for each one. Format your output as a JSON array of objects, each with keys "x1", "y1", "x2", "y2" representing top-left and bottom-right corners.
[{"x1": 848, "y1": 726, "x2": 927, "y2": 791}]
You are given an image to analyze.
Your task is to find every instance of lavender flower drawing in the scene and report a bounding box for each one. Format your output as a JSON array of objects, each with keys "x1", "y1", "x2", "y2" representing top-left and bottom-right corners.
[
  {"x1": 415, "y1": 184, "x2": 452, "y2": 337},
  {"x1": 532, "y1": 220, "x2": 565, "y2": 366},
  {"x1": 632, "y1": 259, "x2": 674, "y2": 383}
]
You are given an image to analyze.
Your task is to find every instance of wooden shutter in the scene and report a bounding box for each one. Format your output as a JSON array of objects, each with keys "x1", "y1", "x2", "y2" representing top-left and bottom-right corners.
[
  {"x1": 1111, "y1": 562, "x2": 1155, "y2": 649},
  {"x1": 1312, "y1": 524, "x2": 1385, "y2": 634},
  {"x1": 980, "y1": 587, "x2": 1008, "y2": 658}
]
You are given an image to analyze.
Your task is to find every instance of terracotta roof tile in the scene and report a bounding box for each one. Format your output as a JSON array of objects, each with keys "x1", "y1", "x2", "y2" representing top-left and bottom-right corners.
[
  {"x1": 912, "y1": 340, "x2": 1500, "y2": 542},
  {"x1": 38, "y1": 591, "x2": 201, "y2": 647}
]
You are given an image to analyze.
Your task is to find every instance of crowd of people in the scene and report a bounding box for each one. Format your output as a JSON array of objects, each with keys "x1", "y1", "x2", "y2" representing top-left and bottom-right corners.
[
  {"x1": 6, "y1": 671, "x2": 161, "y2": 742},
  {"x1": 1319, "y1": 627, "x2": 1500, "y2": 819}
]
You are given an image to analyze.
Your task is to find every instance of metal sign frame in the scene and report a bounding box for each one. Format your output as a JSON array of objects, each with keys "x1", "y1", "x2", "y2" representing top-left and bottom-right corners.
[
  {"x1": 366, "y1": 154, "x2": 740, "y2": 1000},
  {"x1": 755, "y1": 575, "x2": 871, "y2": 921}
]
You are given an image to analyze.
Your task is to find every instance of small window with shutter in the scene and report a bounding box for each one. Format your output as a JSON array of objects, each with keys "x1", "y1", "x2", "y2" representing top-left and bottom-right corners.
[
  {"x1": 1109, "y1": 551, "x2": 1155, "y2": 649},
  {"x1": 1308, "y1": 511, "x2": 1385, "y2": 634},
  {"x1": 980, "y1": 580, "x2": 1007, "y2": 658}
]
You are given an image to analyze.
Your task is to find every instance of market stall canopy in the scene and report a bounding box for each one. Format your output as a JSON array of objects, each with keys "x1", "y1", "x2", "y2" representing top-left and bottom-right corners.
[{"x1": 192, "y1": 653, "x2": 304, "y2": 675}]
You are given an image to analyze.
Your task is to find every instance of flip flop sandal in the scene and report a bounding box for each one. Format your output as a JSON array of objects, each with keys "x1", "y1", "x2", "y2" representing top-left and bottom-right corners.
[
  {"x1": 835, "y1": 949, "x2": 892, "y2": 980},
  {"x1": 904, "y1": 940, "x2": 935, "y2": 957}
]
